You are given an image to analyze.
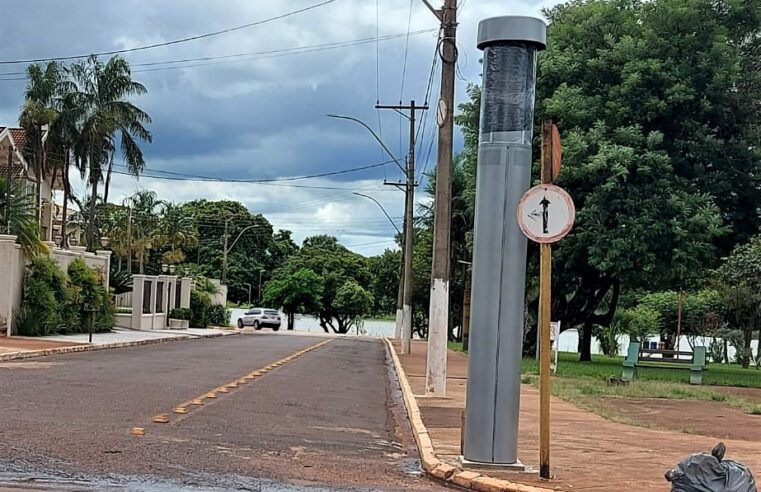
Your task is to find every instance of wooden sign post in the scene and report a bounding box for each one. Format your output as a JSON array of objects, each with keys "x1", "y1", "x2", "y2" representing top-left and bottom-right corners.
[{"x1": 516, "y1": 121, "x2": 574, "y2": 480}]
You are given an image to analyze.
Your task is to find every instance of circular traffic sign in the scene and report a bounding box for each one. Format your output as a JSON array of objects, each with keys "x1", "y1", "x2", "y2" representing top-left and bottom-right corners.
[{"x1": 516, "y1": 184, "x2": 575, "y2": 243}]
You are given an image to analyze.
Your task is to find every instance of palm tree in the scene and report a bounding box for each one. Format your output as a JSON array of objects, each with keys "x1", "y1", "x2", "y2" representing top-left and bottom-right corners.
[
  {"x1": 19, "y1": 61, "x2": 65, "y2": 226},
  {"x1": 68, "y1": 55, "x2": 152, "y2": 251},
  {"x1": 48, "y1": 82, "x2": 83, "y2": 249},
  {"x1": 156, "y1": 202, "x2": 198, "y2": 264},
  {"x1": 0, "y1": 177, "x2": 46, "y2": 255},
  {"x1": 124, "y1": 190, "x2": 165, "y2": 273}
]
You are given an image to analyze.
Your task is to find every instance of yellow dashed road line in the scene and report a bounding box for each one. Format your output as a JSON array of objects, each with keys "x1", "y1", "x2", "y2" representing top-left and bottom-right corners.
[{"x1": 138, "y1": 339, "x2": 332, "y2": 435}]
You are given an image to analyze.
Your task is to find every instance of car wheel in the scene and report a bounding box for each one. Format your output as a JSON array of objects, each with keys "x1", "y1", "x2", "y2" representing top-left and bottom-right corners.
[
  {"x1": 237, "y1": 319, "x2": 243, "y2": 329},
  {"x1": 272, "y1": 325, "x2": 280, "y2": 332},
  {"x1": 253, "y1": 320, "x2": 261, "y2": 330}
]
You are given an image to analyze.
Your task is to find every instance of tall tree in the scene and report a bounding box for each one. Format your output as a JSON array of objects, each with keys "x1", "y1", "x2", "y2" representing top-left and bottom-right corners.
[
  {"x1": 123, "y1": 190, "x2": 165, "y2": 274},
  {"x1": 68, "y1": 55, "x2": 151, "y2": 251},
  {"x1": 535, "y1": 0, "x2": 759, "y2": 359},
  {"x1": 278, "y1": 235, "x2": 373, "y2": 334},
  {"x1": 19, "y1": 61, "x2": 65, "y2": 226}
]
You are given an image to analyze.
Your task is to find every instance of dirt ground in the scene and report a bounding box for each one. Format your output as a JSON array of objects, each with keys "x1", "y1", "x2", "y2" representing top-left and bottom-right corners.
[
  {"x1": 596, "y1": 397, "x2": 761, "y2": 441},
  {"x1": 0, "y1": 336, "x2": 85, "y2": 355}
]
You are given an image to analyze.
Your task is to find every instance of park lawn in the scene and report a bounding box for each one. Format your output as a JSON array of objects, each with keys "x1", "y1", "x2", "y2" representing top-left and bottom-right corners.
[
  {"x1": 446, "y1": 346, "x2": 761, "y2": 420},
  {"x1": 522, "y1": 351, "x2": 761, "y2": 388}
]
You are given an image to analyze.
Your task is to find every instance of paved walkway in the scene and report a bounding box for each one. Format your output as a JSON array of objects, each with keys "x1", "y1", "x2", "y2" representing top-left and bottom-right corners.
[
  {"x1": 393, "y1": 340, "x2": 761, "y2": 491},
  {"x1": 0, "y1": 328, "x2": 235, "y2": 358}
]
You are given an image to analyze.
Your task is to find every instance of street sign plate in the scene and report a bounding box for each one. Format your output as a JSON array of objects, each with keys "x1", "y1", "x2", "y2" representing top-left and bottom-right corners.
[
  {"x1": 516, "y1": 184, "x2": 575, "y2": 244},
  {"x1": 437, "y1": 98, "x2": 447, "y2": 127}
]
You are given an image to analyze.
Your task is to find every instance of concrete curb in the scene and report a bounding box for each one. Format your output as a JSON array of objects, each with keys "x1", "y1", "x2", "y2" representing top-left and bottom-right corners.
[
  {"x1": 385, "y1": 338, "x2": 555, "y2": 492},
  {"x1": 0, "y1": 331, "x2": 239, "y2": 362}
]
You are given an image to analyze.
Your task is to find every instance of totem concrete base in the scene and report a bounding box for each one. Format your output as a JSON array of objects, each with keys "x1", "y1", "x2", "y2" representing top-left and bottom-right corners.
[{"x1": 459, "y1": 456, "x2": 527, "y2": 472}]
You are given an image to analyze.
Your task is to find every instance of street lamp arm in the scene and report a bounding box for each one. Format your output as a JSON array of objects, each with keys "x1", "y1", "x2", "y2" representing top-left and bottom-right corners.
[
  {"x1": 326, "y1": 114, "x2": 406, "y2": 174},
  {"x1": 226, "y1": 224, "x2": 258, "y2": 253},
  {"x1": 353, "y1": 192, "x2": 401, "y2": 235},
  {"x1": 420, "y1": 0, "x2": 443, "y2": 20}
]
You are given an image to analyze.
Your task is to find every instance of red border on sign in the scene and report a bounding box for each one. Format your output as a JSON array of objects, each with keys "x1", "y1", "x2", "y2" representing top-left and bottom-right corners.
[{"x1": 516, "y1": 184, "x2": 575, "y2": 244}]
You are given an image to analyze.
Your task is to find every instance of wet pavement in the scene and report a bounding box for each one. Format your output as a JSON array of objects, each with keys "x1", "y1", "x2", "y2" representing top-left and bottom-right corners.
[{"x1": 0, "y1": 334, "x2": 445, "y2": 491}]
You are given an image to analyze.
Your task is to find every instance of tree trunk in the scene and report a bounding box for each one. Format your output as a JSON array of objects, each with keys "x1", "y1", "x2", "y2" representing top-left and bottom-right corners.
[
  {"x1": 86, "y1": 176, "x2": 99, "y2": 252},
  {"x1": 103, "y1": 158, "x2": 113, "y2": 205},
  {"x1": 724, "y1": 339, "x2": 730, "y2": 364},
  {"x1": 579, "y1": 321, "x2": 593, "y2": 362},
  {"x1": 287, "y1": 313, "x2": 294, "y2": 330},
  {"x1": 742, "y1": 320, "x2": 753, "y2": 369},
  {"x1": 61, "y1": 157, "x2": 70, "y2": 249}
]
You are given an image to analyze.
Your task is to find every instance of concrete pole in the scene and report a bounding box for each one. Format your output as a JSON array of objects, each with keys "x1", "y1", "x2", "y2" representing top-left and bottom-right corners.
[
  {"x1": 425, "y1": 0, "x2": 457, "y2": 396},
  {"x1": 401, "y1": 104, "x2": 417, "y2": 355},
  {"x1": 463, "y1": 16, "x2": 546, "y2": 466}
]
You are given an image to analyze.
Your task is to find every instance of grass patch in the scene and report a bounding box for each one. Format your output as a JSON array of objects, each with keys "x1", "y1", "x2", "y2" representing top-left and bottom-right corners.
[
  {"x1": 521, "y1": 351, "x2": 761, "y2": 388},
  {"x1": 448, "y1": 341, "x2": 465, "y2": 352}
]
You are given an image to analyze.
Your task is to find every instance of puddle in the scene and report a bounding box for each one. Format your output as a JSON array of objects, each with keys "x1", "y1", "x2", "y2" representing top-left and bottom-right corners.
[
  {"x1": 0, "y1": 470, "x2": 371, "y2": 491},
  {"x1": 398, "y1": 458, "x2": 423, "y2": 478}
]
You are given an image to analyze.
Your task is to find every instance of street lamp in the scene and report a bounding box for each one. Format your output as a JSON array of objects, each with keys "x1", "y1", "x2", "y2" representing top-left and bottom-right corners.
[
  {"x1": 257, "y1": 269, "x2": 265, "y2": 304},
  {"x1": 100, "y1": 236, "x2": 110, "y2": 248},
  {"x1": 161, "y1": 263, "x2": 169, "y2": 274},
  {"x1": 243, "y1": 282, "x2": 252, "y2": 306},
  {"x1": 54, "y1": 234, "x2": 63, "y2": 248},
  {"x1": 169, "y1": 264, "x2": 177, "y2": 275},
  {"x1": 464, "y1": 15, "x2": 546, "y2": 468},
  {"x1": 352, "y1": 193, "x2": 401, "y2": 235},
  {"x1": 326, "y1": 114, "x2": 405, "y2": 174}
]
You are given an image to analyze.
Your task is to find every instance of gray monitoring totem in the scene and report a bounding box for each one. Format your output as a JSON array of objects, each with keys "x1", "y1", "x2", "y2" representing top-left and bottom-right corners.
[{"x1": 463, "y1": 16, "x2": 546, "y2": 466}]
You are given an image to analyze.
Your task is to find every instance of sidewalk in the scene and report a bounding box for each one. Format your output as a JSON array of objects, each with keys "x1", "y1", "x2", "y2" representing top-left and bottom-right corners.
[
  {"x1": 390, "y1": 339, "x2": 761, "y2": 491},
  {"x1": 0, "y1": 328, "x2": 237, "y2": 361}
]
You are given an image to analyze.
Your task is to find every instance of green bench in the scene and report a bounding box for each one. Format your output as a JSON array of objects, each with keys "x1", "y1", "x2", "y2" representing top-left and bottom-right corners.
[{"x1": 621, "y1": 342, "x2": 707, "y2": 385}]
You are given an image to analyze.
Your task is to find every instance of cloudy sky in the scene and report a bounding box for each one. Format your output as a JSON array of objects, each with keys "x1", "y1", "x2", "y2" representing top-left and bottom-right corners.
[{"x1": 0, "y1": 0, "x2": 549, "y2": 255}]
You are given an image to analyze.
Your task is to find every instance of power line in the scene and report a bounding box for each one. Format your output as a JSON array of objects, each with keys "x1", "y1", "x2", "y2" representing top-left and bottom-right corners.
[
  {"x1": 0, "y1": 0, "x2": 339, "y2": 65},
  {"x1": 110, "y1": 159, "x2": 393, "y2": 183},
  {"x1": 399, "y1": 0, "x2": 415, "y2": 102},
  {"x1": 0, "y1": 29, "x2": 438, "y2": 82},
  {"x1": 106, "y1": 168, "x2": 396, "y2": 191}
]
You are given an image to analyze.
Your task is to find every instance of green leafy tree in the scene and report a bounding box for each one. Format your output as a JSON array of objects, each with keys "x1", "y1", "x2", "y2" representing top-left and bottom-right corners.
[
  {"x1": 333, "y1": 280, "x2": 374, "y2": 334},
  {"x1": 367, "y1": 249, "x2": 401, "y2": 316},
  {"x1": 263, "y1": 268, "x2": 324, "y2": 330},
  {"x1": 536, "y1": 0, "x2": 761, "y2": 359},
  {"x1": 277, "y1": 235, "x2": 372, "y2": 334},
  {"x1": 713, "y1": 237, "x2": 761, "y2": 368}
]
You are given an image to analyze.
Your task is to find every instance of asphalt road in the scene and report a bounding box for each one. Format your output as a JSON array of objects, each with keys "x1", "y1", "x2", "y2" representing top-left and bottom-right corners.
[{"x1": 0, "y1": 333, "x2": 446, "y2": 491}]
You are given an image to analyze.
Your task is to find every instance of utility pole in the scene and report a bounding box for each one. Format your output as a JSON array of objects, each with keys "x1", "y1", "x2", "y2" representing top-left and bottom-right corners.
[
  {"x1": 126, "y1": 206, "x2": 133, "y2": 274},
  {"x1": 222, "y1": 218, "x2": 230, "y2": 284},
  {"x1": 424, "y1": 0, "x2": 457, "y2": 396},
  {"x1": 378, "y1": 100, "x2": 426, "y2": 354},
  {"x1": 4, "y1": 145, "x2": 12, "y2": 234}
]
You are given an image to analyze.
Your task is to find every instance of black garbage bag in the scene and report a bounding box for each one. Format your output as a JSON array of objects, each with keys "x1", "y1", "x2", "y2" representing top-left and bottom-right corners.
[{"x1": 666, "y1": 443, "x2": 756, "y2": 492}]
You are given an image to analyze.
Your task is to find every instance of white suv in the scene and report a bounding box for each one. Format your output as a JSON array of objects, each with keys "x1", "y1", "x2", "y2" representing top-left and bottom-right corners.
[{"x1": 237, "y1": 307, "x2": 281, "y2": 331}]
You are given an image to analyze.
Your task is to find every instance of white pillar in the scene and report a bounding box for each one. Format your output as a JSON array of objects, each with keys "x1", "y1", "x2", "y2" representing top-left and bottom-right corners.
[
  {"x1": 96, "y1": 250, "x2": 111, "y2": 290},
  {"x1": 131, "y1": 274, "x2": 146, "y2": 330},
  {"x1": 180, "y1": 277, "x2": 192, "y2": 309},
  {"x1": 0, "y1": 235, "x2": 19, "y2": 336}
]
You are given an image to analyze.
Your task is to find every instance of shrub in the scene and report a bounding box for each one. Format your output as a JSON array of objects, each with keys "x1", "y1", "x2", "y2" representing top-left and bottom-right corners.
[
  {"x1": 19, "y1": 256, "x2": 70, "y2": 336},
  {"x1": 206, "y1": 304, "x2": 230, "y2": 327},
  {"x1": 68, "y1": 259, "x2": 113, "y2": 333},
  {"x1": 169, "y1": 308, "x2": 191, "y2": 320},
  {"x1": 190, "y1": 289, "x2": 211, "y2": 328}
]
